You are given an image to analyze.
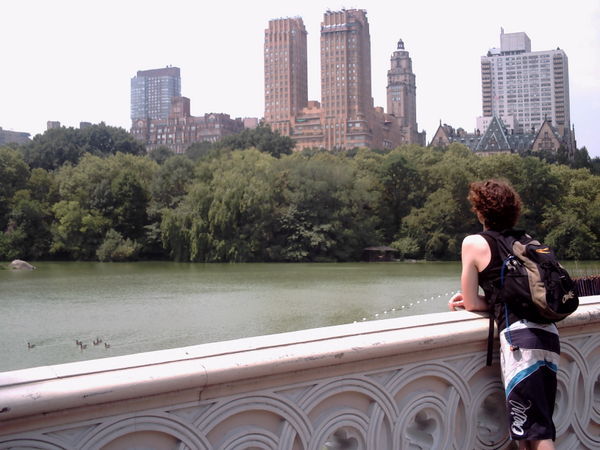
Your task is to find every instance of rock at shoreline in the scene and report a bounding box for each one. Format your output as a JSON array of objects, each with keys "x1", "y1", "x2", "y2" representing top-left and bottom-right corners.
[{"x1": 9, "y1": 259, "x2": 36, "y2": 270}]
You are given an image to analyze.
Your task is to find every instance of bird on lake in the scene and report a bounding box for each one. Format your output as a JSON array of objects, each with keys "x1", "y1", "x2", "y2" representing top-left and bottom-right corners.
[
  {"x1": 27, "y1": 342, "x2": 36, "y2": 349},
  {"x1": 104, "y1": 342, "x2": 111, "y2": 349}
]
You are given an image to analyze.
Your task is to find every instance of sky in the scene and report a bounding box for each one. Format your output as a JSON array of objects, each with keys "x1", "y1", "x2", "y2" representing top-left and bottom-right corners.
[{"x1": 2, "y1": 0, "x2": 599, "y2": 156}]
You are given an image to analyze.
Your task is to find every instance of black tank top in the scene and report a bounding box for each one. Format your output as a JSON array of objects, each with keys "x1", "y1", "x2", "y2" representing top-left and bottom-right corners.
[{"x1": 477, "y1": 231, "x2": 520, "y2": 331}]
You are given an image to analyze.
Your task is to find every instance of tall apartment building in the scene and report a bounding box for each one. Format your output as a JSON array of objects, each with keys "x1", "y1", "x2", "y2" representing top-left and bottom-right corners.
[
  {"x1": 130, "y1": 67, "x2": 251, "y2": 153},
  {"x1": 386, "y1": 39, "x2": 425, "y2": 146},
  {"x1": 264, "y1": 17, "x2": 308, "y2": 136},
  {"x1": 480, "y1": 30, "x2": 571, "y2": 134},
  {"x1": 131, "y1": 67, "x2": 181, "y2": 121},
  {"x1": 264, "y1": 9, "x2": 424, "y2": 151},
  {"x1": 320, "y1": 9, "x2": 374, "y2": 149}
]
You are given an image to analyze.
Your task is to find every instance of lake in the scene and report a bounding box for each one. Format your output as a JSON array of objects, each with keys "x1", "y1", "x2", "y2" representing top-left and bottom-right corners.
[
  {"x1": 0, "y1": 261, "x2": 463, "y2": 372},
  {"x1": 1, "y1": 260, "x2": 596, "y2": 372}
]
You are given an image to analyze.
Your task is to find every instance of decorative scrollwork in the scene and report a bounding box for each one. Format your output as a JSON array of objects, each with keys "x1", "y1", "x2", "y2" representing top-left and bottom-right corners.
[{"x1": 1, "y1": 319, "x2": 598, "y2": 449}]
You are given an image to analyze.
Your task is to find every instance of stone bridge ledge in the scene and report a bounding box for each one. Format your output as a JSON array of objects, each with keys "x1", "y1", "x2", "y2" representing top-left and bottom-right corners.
[{"x1": 0, "y1": 296, "x2": 599, "y2": 449}]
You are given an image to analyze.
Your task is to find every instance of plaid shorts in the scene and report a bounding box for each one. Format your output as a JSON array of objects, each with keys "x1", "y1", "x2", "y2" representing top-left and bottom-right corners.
[{"x1": 500, "y1": 320, "x2": 560, "y2": 441}]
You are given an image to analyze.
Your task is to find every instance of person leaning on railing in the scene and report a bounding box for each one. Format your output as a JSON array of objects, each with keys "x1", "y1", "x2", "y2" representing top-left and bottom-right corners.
[{"x1": 448, "y1": 179, "x2": 559, "y2": 450}]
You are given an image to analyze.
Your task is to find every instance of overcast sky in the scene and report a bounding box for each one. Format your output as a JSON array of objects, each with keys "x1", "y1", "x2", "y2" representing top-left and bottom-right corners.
[{"x1": 2, "y1": 0, "x2": 598, "y2": 156}]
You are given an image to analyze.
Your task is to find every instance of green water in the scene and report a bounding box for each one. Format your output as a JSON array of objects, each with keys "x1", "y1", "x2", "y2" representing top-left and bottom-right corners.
[
  {"x1": 0, "y1": 261, "x2": 462, "y2": 372},
  {"x1": 1, "y1": 260, "x2": 596, "y2": 372}
]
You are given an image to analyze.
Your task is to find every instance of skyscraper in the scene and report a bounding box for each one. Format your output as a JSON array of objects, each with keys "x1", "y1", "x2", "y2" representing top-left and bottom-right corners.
[
  {"x1": 386, "y1": 39, "x2": 424, "y2": 145},
  {"x1": 264, "y1": 17, "x2": 308, "y2": 136},
  {"x1": 130, "y1": 66, "x2": 250, "y2": 154},
  {"x1": 131, "y1": 67, "x2": 181, "y2": 121},
  {"x1": 320, "y1": 9, "x2": 374, "y2": 149},
  {"x1": 264, "y1": 9, "x2": 424, "y2": 151},
  {"x1": 480, "y1": 30, "x2": 570, "y2": 134}
]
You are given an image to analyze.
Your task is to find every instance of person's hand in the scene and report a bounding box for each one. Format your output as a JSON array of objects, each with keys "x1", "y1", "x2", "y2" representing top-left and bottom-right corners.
[{"x1": 448, "y1": 292, "x2": 465, "y2": 311}]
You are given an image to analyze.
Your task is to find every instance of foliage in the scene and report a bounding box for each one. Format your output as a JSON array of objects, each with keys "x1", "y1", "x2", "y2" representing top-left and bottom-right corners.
[
  {"x1": 160, "y1": 149, "x2": 279, "y2": 262},
  {"x1": 1, "y1": 132, "x2": 599, "y2": 261},
  {"x1": 271, "y1": 152, "x2": 381, "y2": 261},
  {"x1": 216, "y1": 123, "x2": 295, "y2": 157},
  {"x1": 1, "y1": 190, "x2": 53, "y2": 260},
  {"x1": 96, "y1": 229, "x2": 141, "y2": 262},
  {"x1": 19, "y1": 123, "x2": 144, "y2": 170},
  {"x1": 149, "y1": 155, "x2": 195, "y2": 210},
  {"x1": 0, "y1": 147, "x2": 30, "y2": 231},
  {"x1": 185, "y1": 123, "x2": 295, "y2": 159},
  {"x1": 147, "y1": 146, "x2": 174, "y2": 165},
  {"x1": 47, "y1": 153, "x2": 156, "y2": 259}
]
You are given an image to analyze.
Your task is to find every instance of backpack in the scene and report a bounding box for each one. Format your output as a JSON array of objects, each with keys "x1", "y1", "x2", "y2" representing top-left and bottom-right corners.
[{"x1": 481, "y1": 230, "x2": 579, "y2": 366}]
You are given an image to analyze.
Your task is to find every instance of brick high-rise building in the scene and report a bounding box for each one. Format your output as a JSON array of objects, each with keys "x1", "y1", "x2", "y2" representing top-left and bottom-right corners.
[
  {"x1": 264, "y1": 10, "x2": 424, "y2": 151},
  {"x1": 386, "y1": 39, "x2": 425, "y2": 146},
  {"x1": 130, "y1": 67, "x2": 252, "y2": 153},
  {"x1": 131, "y1": 67, "x2": 181, "y2": 121},
  {"x1": 130, "y1": 96, "x2": 244, "y2": 154},
  {"x1": 480, "y1": 30, "x2": 571, "y2": 134},
  {"x1": 264, "y1": 17, "x2": 308, "y2": 136},
  {"x1": 320, "y1": 9, "x2": 374, "y2": 149}
]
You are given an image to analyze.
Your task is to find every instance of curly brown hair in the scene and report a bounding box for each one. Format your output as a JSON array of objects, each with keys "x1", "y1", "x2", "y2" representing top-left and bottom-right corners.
[{"x1": 467, "y1": 179, "x2": 522, "y2": 231}]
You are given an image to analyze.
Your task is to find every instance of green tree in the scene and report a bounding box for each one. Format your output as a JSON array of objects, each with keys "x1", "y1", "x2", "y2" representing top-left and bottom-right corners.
[
  {"x1": 541, "y1": 166, "x2": 600, "y2": 259},
  {"x1": 376, "y1": 150, "x2": 423, "y2": 241},
  {"x1": 147, "y1": 146, "x2": 174, "y2": 164},
  {"x1": 150, "y1": 155, "x2": 195, "y2": 210},
  {"x1": 185, "y1": 141, "x2": 216, "y2": 161},
  {"x1": 399, "y1": 189, "x2": 462, "y2": 259},
  {"x1": 0, "y1": 190, "x2": 52, "y2": 260},
  {"x1": 543, "y1": 215, "x2": 598, "y2": 260},
  {"x1": 111, "y1": 172, "x2": 149, "y2": 240},
  {"x1": 474, "y1": 153, "x2": 560, "y2": 237},
  {"x1": 50, "y1": 200, "x2": 109, "y2": 259},
  {"x1": 21, "y1": 123, "x2": 144, "y2": 170},
  {"x1": 27, "y1": 168, "x2": 59, "y2": 205},
  {"x1": 215, "y1": 123, "x2": 295, "y2": 158},
  {"x1": 272, "y1": 152, "x2": 380, "y2": 261},
  {"x1": 161, "y1": 149, "x2": 279, "y2": 262},
  {"x1": 572, "y1": 146, "x2": 592, "y2": 170},
  {"x1": 96, "y1": 229, "x2": 141, "y2": 262},
  {"x1": 0, "y1": 147, "x2": 30, "y2": 230},
  {"x1": 392, "y1": 143, "x2": 477, "y2": 259},
  {"x1": 51, "y1": 153, "x2": 157, "y2": 259}
]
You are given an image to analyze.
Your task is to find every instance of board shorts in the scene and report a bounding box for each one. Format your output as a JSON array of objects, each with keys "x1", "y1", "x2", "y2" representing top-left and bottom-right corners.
[{"x1": 499, "y1": 319, "x2": 560, "y2": 441}]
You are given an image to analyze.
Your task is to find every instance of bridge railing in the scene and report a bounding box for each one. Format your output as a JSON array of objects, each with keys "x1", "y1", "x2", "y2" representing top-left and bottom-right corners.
[{"x1": 1, "y1": 296, "x2": 599, "y2": 449}]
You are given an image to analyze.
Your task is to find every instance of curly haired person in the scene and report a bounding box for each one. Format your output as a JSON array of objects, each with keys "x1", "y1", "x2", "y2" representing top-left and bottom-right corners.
[{"x1": 448, "y1": 179, "x2": 559, "y2": 450}]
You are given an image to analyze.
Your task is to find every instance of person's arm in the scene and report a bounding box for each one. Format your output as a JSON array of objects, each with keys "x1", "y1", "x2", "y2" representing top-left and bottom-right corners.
[{"x1": 448, "y1": 234, "x2": 490, "y2": 312}]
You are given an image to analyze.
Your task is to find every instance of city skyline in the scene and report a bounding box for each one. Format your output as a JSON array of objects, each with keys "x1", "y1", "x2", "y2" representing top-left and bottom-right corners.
[
  {"x1": 1, "y1": 0, "x2": 598, "y2": 156},
  {"x1": 264, "y1": 10, "x2": 423, "y2": 150}
]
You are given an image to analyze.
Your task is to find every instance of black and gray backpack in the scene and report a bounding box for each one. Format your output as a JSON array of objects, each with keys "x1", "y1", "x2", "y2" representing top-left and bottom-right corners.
[{"x1": 482, "y1": 230, "x2": 579, "y2": 365}]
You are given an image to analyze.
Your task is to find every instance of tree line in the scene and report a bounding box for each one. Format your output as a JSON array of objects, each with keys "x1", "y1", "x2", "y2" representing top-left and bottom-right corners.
[{"x1": 1, "y1": 123, "x2": 598, "y2": 262}]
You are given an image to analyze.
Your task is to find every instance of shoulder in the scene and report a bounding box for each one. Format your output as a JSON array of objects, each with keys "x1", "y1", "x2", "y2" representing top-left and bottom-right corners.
[
  {"x1": 461, "y1": 234, "x2": 491, "y2": 271},
  {"x1": 462, "y1": 234, "x2": 489, "y2": 250}
]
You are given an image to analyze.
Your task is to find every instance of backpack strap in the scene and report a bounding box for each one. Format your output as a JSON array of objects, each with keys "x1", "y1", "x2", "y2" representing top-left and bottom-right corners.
[
  {"x1": 481, "y1": 231, "x2": 502, "y2": 366},
  {"x1": 486, "y1": 298, "x2": 495, "y2": 366},
  {"x1": 481, "y1": 229, "x2": 521, "y2": 366},
  {"x1": 485, "y1": 286, "x2": 500, "y2": 366},
  {"x1": 486, "y1": 255, "x2": 522, "y2": 365}
]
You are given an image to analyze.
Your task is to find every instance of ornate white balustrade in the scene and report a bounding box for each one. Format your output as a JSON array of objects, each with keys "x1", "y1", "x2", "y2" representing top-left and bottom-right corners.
[{"x1": 0, "y1": 296, "x2": 599, "y2": 449}]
